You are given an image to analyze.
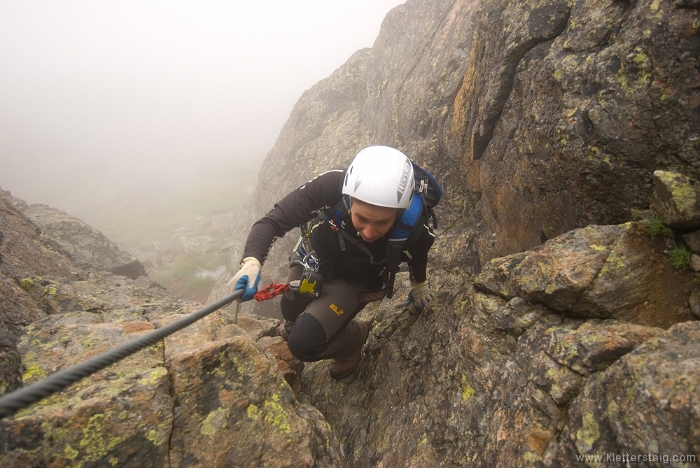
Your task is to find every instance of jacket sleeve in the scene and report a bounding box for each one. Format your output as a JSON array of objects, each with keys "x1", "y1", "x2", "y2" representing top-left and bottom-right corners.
[
  {"x1": 242, "y1": 170, "x2": 345, "y2": 265},
  {"x1": 406, "y1": 224, "x2": 435, "y2": 283}
]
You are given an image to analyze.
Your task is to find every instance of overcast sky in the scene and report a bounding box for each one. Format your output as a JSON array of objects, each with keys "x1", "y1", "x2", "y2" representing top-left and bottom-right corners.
[{"x1": 0, "y1": 1, "x2": 405, "y2": 212}]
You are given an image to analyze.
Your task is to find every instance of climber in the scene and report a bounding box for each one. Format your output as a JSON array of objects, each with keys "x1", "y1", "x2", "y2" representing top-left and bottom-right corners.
[{"x1": 228, "y1": 146, "x2": 437, "y2": 379}]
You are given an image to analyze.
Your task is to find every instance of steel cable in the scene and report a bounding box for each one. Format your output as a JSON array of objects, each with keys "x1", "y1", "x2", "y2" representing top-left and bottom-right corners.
[{"x1": 0, "y1": 289, "x2": 243, "y2": 420}]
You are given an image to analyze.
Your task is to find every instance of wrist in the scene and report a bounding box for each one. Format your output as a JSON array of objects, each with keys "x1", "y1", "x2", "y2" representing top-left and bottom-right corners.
[{"x1": 241, "y1": 257, "x2": 261, "y2": 269}]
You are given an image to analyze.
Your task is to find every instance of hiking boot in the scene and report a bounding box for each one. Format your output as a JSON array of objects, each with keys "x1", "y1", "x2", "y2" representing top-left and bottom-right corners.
[{"x1": 329, "y1": 320, "x2": 370, "y2": 380}]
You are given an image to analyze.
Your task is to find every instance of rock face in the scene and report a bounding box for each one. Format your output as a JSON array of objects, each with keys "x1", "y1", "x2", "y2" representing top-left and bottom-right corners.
[
  {"x1": 0, "y1": 196, "x2": 75, "y2": 395},
  {"x1": 300, "y1": 221, "x2": 697, "y2": 467},
  {"x1": 209, "y1": 0, "x2": 699, "y2": 288},
  {"x1": 3, "y1": 0, "x2": 700, "y2": 467},
  {"x1": 652, "y1": 170, "x2": 700, "y2": 229},
  {"x1": 458, "y1": 0, "x2": 700, "y2": 270},
  {"x1": 0, "y1": 191, "x2": 344, "y2": 467},
  {"x1": 22, "y1": 203, "x2": 147, "y2": 280},
  {"x1": 474, "y1": 221, "x2": 695, "y2": 327},
  {"x1": 206, "y1": 0, "x2": 699, "y2": 466}
]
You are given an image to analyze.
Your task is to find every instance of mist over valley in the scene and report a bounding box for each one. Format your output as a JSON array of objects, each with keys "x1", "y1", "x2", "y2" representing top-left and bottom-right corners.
[{"x1": 1, "y1": 0, "x2": 403, "y2": 302}]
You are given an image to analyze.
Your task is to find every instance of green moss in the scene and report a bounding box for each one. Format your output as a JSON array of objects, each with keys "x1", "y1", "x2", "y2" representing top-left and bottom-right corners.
[
  {"x1": 211, "y1": 366, "x2": 226, "y2": 378},
  {"x1": 43, "y1": 421, "x2": 69, "y2": 442},
  {"x1": 546, "y1": 366, "x2": 569, "y2": 382},
  {"x1": 647, "y1": 217, "x2": 674, "y2": 238},
  {"x1": 617, "y1": 47, "x2": 652, "y2": 94},
  {"x1": 633, "y1": 49, "x2": 649, "y2": 65},
  {"x1": 667, "y1": 246, "x2": 691, "y2": 270},
  {"x1": 39, "y1": 284, "x2": 58, "y2": 307}
]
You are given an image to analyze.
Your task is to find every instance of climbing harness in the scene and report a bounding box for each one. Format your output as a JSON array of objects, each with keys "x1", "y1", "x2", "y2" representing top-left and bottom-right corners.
[
  {"x1": 289, "y1": 233, "x2": 326, "y2": 301},
  {"x1": 0, "y1": 289, "x2": 244, "y2": 420},
  {"x1": 296, "y1": 252, "x2": 324, "y2": 300},
  {"x1": 321, "y1": 162, "x2": 443, "y2": 299}
]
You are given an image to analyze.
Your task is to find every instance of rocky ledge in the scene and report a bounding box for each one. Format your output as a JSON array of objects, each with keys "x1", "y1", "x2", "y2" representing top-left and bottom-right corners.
[{"x1": 0, "y1": 190, "x2": 344, "y2": 467}]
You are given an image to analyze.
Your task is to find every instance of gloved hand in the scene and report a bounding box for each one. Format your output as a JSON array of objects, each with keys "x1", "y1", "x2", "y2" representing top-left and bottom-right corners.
[
  {"x1": 227, "y1": 257, "x2": 261, "y2": 302},
  {"x1": 408, "y1": 281, "x2": 434, "y2": 309}
]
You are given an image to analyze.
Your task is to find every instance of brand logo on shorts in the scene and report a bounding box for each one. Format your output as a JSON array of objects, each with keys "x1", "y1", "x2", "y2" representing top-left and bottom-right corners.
[{"x1": 330, "y1": 303, "x2": 344, "y2": 316}]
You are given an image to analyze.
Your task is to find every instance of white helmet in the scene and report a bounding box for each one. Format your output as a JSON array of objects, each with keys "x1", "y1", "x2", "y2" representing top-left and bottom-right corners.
[{"x1": 342, "y1": 146, "x2": 415, "y2": 209}]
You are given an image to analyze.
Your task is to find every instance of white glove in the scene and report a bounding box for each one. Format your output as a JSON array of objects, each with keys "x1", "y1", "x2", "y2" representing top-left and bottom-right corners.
[
  {"x1": 227, "y1": 257, "x2": 261, "y2": 302},
  {"x1": 409, "y1": 281, "x2": 434, "y2": 309}
]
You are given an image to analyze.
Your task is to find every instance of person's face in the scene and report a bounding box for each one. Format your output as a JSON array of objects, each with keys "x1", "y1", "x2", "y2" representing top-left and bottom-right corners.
[{"x1": 349, "y1": 198, "x2": 398, "y2": 243}]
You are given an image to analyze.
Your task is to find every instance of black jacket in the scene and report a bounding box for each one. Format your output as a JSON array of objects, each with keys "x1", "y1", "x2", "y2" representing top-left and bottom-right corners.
[{"x1": 242, "y1": 170, "x2": 435, "y2": 291}]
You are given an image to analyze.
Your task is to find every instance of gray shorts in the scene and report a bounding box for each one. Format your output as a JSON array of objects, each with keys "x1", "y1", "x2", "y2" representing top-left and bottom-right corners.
[{"x1": 281, "y1": 265, "x2": 372, "y2": 361}]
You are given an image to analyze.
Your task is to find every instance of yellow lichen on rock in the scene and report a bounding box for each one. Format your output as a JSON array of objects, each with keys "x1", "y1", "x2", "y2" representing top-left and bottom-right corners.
[
  {"x1": 461, "y1": 374, "x2": 475, "y2": 401},
  {"x1": 79, "y1": 412, "x2": 127, "y2": 463},
  {"x1": 263, "y1": 393, "x2": 291, "y2": 433},
  {"x1": 576, "y1": 413, "x2": 600, "y2": 452},
  {"x1": 201, "y1": 407, "x2": 229, "y2": 437}
]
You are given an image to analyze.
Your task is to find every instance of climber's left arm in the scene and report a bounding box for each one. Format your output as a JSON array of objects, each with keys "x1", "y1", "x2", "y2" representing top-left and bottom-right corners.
[{"x1": 406, "y1": 224, "x2": 436, "y2": 308}]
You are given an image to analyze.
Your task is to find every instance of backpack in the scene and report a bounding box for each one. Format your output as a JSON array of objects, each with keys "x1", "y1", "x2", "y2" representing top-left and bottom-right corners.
[
  {"x1": 383, "y1": 162, "x2": 442, "y2": 297},
  {"x1": 310, "y1": 162, "x2": 442, "y2": 299}
]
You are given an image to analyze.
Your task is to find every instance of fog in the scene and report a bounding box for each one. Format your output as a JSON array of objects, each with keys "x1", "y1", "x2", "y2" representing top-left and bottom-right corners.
[{"x1": 0, "y1": 1, "x2": 405, "y2": 216}]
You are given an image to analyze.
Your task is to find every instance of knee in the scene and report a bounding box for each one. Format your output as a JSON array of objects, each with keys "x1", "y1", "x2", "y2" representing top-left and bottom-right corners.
[
  {"x1": 280, "y1": 294, "x2": 303, "y2": 323},
  {"x1": 286, "y1": 316, "x2": 327, "y2": 362},
  {"x1": 287, "y1": 331, "x2": 324, "y2": 362}
]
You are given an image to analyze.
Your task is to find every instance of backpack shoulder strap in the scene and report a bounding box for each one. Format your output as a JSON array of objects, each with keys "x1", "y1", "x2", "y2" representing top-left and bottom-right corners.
[{"x1": 385, "y1": 194, "x2": 426, "y2": 298}]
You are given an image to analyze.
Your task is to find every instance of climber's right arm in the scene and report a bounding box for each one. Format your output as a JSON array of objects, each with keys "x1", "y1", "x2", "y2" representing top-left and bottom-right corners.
[{"x1": 241, "y1": 170, "x2": 346, "y2": 265}]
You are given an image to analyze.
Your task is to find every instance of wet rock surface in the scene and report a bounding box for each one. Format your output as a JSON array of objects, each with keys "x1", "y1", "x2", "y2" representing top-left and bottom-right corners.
[
  {"x1": 475, "y1": 222, "x2": 695, "y2": 327},
  {"x1": 3, "y1": 0, "x2": 700, "y2": 466},
  {"x1": 546, "y1": 321, "x2": 700, "y2": 466},
  {"x1": 23, "y1": 203, "x2": 146, "y2": 279},
  {"x1": 301, "y1": 245, "x2": 695, "y2": 467},
  {"x1": 0, "y1": 193, "x2": 342, "y2": 467}
]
